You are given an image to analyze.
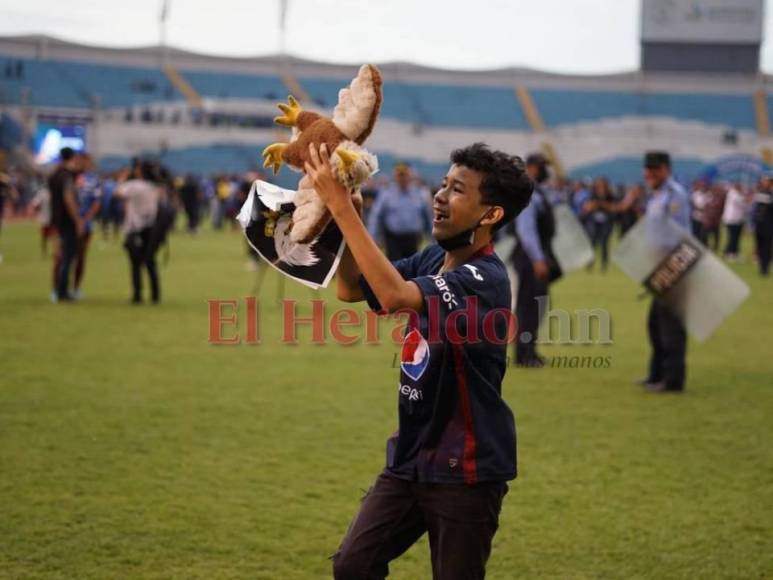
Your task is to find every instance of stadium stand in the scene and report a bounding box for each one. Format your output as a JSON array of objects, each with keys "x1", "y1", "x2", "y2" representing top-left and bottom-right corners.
[{"x1": 1, "y1": 35, "x2": 772, "y2": 183}]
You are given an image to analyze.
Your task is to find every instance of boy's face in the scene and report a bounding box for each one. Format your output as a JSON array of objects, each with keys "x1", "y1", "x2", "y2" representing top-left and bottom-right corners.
[{"x1": 432, "y1": 164, "x2": 488, "y2": 240}]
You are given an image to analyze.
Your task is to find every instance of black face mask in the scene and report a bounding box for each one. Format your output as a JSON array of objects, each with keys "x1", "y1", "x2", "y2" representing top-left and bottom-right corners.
[{"x1": 437, "y1": 209, "x2": 492, "y2": 252}]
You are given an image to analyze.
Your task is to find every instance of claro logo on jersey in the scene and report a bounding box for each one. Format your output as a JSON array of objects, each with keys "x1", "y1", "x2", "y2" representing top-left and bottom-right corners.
[
  {"x1": 431, "y1": 276, "x2": 459, "y2": 311},
  {"x1": 400, "y1": 327, "x2": 430, "y2": 381}
]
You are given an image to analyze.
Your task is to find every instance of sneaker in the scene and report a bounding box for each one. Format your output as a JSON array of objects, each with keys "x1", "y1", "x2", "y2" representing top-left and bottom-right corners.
[{"x1": 49, "y1": 291, "x2": 58, "y2": 303}]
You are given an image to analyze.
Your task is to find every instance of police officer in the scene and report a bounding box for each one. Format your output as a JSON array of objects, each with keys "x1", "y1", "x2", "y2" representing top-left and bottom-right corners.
[
  {"x1": 752, "y1": 173, "x2": 773, "y2": 277},
  {"x1": 639, "y1": 151, "x2": 691, "y2": 393},
  {"x1": 512, "y1": 153, "x2": 558, "y2": 367}
]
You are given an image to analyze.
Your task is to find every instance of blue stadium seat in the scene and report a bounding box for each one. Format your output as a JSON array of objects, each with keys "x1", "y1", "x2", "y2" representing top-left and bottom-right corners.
[
  {"x1": 300, "y1": 77, "x2": 528, "y2": 129},
  {"x1": 180, "y1": 70, "x2": 286, "y2": 101},
  {"x1": 531, "y1": 89, "x2": 755, "y2": 129},
  {"x1": 0, "y1": 56, "x2": 177, "y2": 108}
]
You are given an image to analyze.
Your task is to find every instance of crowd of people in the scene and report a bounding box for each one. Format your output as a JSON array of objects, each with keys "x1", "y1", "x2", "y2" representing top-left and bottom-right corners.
[
  {"x1": 1, "y1": 149, "x2": 772, "y2": 308},
  {"x1": 360, "y1": 161, "x2": 773, "y2": 278},
  {"x1": 0, "y1": 152, "x2": 265, "y2": 302}
]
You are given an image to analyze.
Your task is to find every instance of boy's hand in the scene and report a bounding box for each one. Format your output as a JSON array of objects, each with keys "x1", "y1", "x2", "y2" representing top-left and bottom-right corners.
[{"x1": 304, "y1": 143, "x2": 351, "y2": 215}]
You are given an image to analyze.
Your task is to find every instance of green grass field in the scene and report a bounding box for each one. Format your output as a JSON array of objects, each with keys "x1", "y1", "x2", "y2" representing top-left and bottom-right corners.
[{"x1": 1, "y1": 220, "x2": 772, "y2": 579}]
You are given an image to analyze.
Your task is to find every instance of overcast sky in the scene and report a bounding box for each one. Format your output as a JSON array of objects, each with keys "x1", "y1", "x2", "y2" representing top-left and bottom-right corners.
[{"x1": 1, "y1": 0, "x2": 772, "y2": 74}]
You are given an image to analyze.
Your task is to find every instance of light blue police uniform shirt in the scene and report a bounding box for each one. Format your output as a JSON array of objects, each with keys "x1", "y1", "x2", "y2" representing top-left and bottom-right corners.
[
  {"x1": 515, "y1": 189, "x2": 546, "y2": 262},
  {"x1": 367, "y1": 183, "x2": 433, "y2": 238},
  {"x1": 646, "y1": 177, "x2": 691, "y2": 230}
]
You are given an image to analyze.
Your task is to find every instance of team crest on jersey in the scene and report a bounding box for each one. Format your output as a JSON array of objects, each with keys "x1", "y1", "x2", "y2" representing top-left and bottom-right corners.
[{"x1": 401, "y1": 328, "x2": 430, "y2": 381}]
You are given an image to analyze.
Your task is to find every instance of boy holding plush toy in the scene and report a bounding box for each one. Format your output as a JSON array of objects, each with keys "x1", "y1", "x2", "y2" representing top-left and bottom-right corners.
[{"x1": 306, "y1": 138, "x2": 534, "y2": 579}]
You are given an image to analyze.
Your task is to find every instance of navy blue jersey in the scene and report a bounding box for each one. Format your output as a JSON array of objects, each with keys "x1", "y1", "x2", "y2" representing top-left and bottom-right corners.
[{"x1": 360, "y1": 243, "x2": 517, "y2": 484}]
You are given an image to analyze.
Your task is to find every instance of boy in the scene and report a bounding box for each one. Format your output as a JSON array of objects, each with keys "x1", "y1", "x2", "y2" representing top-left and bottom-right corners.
[{"x1": 305, "y1": 142, "x2": 534, "y2": 579}]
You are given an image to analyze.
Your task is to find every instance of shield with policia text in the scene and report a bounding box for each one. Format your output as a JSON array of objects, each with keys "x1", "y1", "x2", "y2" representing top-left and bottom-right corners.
[
  {"x1": 237, "y1": 180, "x2": 345, "y2": 289},
  {"x1": 611, "y1": 214, "x2": 750, "y2": 342},
  {"x1": 552, "y1": 204, "x2": 594, "y2": 273}
]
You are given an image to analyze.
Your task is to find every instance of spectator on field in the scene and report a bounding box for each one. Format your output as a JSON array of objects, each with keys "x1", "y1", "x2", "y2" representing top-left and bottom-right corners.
[
  {"x1": 48, "y1": 147, "x2": 85, "y2": 301},
  {"x1": 71, "y1": 153, "x2": 102, "y2": 299},
  {"x1": 367, "y1": 163, "x2": 433, "y2": 260},
  {"x1": 703, "y1": 184, "x2": 725, "y2": 252},
  {"x1": 115, "y1": 161, "x2": 162, "y2": 304},
  {"x1": 30, "y1": 184, "x2": 54, "y2": 257},
  {"x1": 180, "y1": 174, "x2": 202, "y2": 234},
  {"x1": 581, "y1": 176, "x2": 615, "y2": 272},
  {"x1": 722, "y1": 183, "x2": 749, "y2": 261},
  {"x1": 690, "y1": 179, "x2": 710, "y2": 244},
  {"x1": 752, "y1": 174, "x2": 773, "y2": 277}
]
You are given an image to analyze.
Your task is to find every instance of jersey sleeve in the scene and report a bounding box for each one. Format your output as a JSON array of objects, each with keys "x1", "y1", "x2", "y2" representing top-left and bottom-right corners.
[{"x1": 412, "y1": 260, "x2": 501, "y2": 316}]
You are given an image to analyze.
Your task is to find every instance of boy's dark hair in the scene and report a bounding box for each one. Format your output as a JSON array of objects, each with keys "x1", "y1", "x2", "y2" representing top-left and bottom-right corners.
[
  {"x1": 59, "y1": 147, "x2": 75, "y2": 162},
  {"x1": 450, "y1": 143, "x2": 534, "y2": 231}
]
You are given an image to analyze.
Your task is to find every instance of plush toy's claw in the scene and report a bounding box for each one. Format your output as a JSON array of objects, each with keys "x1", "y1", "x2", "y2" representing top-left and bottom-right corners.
[
  {"x1": 335, "y1": 148, "x2": 361, "y2": 174},
  {"x1": 274, "y1": 95, "x2": 302, "y2": 127},
  {"x1": 262, "y1": 143, "x2": 287, "y2": 175}
]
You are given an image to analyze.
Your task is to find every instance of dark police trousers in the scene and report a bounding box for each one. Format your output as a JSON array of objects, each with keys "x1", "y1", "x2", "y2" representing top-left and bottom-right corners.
[
  {"x1": 512, "y1": 250, "x2": 549, "y2": 364},
  {"x1": 332, "y1": 472, "x2": 507, "y2": 580},
  {"x1": 755, "y1": 221, "x2": 772, "y2": 276},
  {"x1": 647, "y1": 299, "x2": 687, "y2": 390},
  {"x1": 124, "y1": 227, "x2": 160, "y2": 302}
]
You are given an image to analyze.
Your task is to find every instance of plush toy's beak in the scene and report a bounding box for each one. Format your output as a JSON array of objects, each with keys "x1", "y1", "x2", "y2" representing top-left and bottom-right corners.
[{"x1": 336, "y1": 148, "x2": 361, "y2": 173}]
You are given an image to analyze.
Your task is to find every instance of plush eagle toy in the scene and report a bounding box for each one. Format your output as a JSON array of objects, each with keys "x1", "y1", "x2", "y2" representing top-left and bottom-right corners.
[{"x1": 262, "y1": 64, "x2": 383, "y2": 244}]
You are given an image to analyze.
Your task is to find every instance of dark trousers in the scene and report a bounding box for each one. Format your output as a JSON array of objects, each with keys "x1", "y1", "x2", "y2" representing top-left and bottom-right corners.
[
  {"x1": 124, "y1": 228, "x2": 160, "y2": 302},
  {"x1": 513, "y1": 250, "x2": 548, "y2": 364},
  {"x1": 74, "y1": 231, "x2": 92, "y2": 290},
  {"x1": 705, "y1": 226, "x2": 720, "y2": 252},
  {"x1": 691, "y1": 219, "x2": 707, "y2": 245},
  {"x1": 647, "y1": 299, "x2": 687, "y2": 390},
  {"x1": 724, "y1": 223, "x2": 743, "y2": 256},
  {"x1": 55, "y1": 226, "x2": 78, "y2": 299},
  {"x1": 588, "y1": 220, "x2": 613, "y2": 270},
  {"x1": 182, "y1": 196, "x2": 199, "y2": 232},
  {"x1": 755, "y1": 223, "x2": 773, "y2": 276},
  {"x1": 333, "y1": 472, "x2": 507, "y2": 580},
  {"x1": 384, "y1": 232, "x2": 419, "y2": 261}
]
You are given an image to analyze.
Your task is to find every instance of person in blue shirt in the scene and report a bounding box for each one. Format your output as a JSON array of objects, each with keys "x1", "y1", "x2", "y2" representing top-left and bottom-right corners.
[
  {"x1": 367, "y1": 162, "x2": 433, "y2": 260},
  {"x1": 305, "y1": 142, "x2": 534, "y2": 580},
  {"x1": 71, "y1": 153, "x2": 101, "y2": 300},
  {"x1": 512, "y1": 153, "x2": 559, "y2": 367},
  {"x1": 638, "y1": 151, "x2": 690, "y2": 392}
]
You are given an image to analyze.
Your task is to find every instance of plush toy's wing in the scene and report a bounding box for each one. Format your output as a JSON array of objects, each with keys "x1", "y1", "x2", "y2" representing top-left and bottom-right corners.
[{"x1": 332, "y1": 64, "x2": 383, "y2": 145}]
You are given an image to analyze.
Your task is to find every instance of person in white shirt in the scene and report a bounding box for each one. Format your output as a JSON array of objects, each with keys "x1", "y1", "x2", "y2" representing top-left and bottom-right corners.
[
  {"x1": 690, "y1": 180, "x2": 710, "y2": 244},
  {"x1": 721, "y1": 184, "x2": 748, "y2": 260},
  {"x1": 30, "y1": 186, "x2": 53, "y2": 257},
  {"x1": 115, "y1": 161, "x2": 161, "y2": 304}
]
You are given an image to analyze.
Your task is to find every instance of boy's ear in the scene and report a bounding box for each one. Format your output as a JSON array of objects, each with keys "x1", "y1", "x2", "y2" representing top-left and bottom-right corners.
[{"x1": 481, "y1": 206, "x2": 505, "y2": 228}]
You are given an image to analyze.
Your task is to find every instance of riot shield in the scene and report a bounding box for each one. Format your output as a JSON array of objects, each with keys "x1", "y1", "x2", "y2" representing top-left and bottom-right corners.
[
  {"x1": 612, "y1": 214, "x2": 750, "y2": 342},
  {"x1": 237, "y1": 180, "x2": 345, "y2": 289},
  {"x1": 552, "y1": 204, "x2": 594, "y2": 273}
]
